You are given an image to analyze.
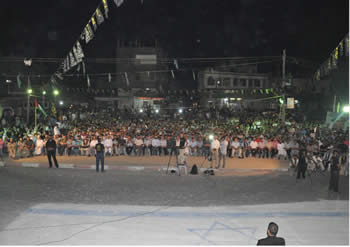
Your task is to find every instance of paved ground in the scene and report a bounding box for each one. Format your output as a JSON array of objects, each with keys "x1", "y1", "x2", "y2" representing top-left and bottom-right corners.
[
  {"x1": 1, "y1": 155, "x2": 289, "y2": 173},
  {"x1": 0, "y1": 165, "x2": 348, "y2": 245}
]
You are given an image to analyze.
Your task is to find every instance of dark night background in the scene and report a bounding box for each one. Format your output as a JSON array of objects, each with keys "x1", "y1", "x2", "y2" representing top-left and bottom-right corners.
[{"x1": 0, "y1": 0, "x2": 348, "y2": 63}]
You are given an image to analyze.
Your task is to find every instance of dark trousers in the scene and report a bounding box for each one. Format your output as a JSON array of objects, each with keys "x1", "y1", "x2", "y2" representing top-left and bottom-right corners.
[
  {"x1": 126, "y1": 147, "x2": 133, "y2": 155},
  {"x1": 297, "y1": 165, "x2": 306, "y2": 179},
  {"x1": 96, "y1": 152, "x2": 104, "y2": 171},
  {"x1": 47, "y1": 150, "x2": 59, "y2": 168},
  {"x1": 329, "y1": 170, "x2": 339, "y2": 192}
]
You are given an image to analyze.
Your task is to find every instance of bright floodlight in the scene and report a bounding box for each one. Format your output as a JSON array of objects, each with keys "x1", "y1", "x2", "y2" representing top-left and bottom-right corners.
[
  {"x1": 53, "y1": 89, "x2": 59, "y2": 96},
  {"x1": 179, "y1": 109, "x2": 183, "y2": 113},
  {"x1": 27, "y1": 88, "x2": 33, "y2": 94},
  {"x1": 155, "y1": 109, "x2": 159, "y2": 113},
  {"x1": 237, "y1": 98, "x2": 242, "y2": 101},
  {"x1": 42, "y1": 90, "x2": 47, "y2": 95},
  {"x1": 59, "y1": 101, "x2": 63, "y2": 105},
  {"x1": 209, "y1": 134, "x2": 214, "y2": 140},
  {"x1": 343, "y1": 106, "x2": 350, "y2": 113},
  {"x1": 139, "y1": 109, "x2": 143, "y2": 113}
]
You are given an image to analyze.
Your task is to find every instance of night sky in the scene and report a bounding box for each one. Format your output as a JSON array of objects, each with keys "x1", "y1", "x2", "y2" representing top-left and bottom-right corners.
[{"x1": 0, "y1": 0, "x2": 348, "y2": 63}]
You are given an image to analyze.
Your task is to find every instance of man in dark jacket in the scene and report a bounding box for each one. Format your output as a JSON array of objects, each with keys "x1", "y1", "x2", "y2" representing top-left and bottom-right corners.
[
  {"x1": 95, "y1": 138, "x2": 105, "y2": 172},
  {"x1": 297, "y1": 150, "x2": 307, "y2": 179},
  {"x1": 329, "y1": 150, "x2": 340, "y2": 192},
  {"x1": 46, "y1": 135, "x2": 59, "y2": 168},
  {"x1": 257, "y1": 222, "x2": 285, "y2": 245}
]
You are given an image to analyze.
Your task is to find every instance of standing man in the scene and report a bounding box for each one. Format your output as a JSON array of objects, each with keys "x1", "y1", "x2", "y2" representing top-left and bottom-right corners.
[
  {"x1": 210, "y1": 135, "x2": 220, "y2": 169},
  {"x1": 297, "y1": 150, "x2": 307, "y2": 179},
  {"x1": 329, "y1": 150, "x2": 340, "y2": 192},
  {"x1": 257, "y1": 222, "x2": 285, "y2": 245},
  {"x1": 46, "y1": 135, "x2": 59, "y2": 168},
  {"x1": 95, "y1": 138, "x2": 105, "y2": 172},
  {"x1": 218, "y1": 136, "x2": 228, "y2": 169}
]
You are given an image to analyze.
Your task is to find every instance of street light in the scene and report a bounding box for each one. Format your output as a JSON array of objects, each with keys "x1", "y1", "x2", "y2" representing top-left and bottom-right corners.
[
  {"x1": 53, "y1": 89, "x2": 59, "y2": 96},
  {"x1": 42, "y1": 90, "x2": 47, "y2": 95},
  {"x1": 343, "y1": 106, "x2": 350, "y2": 113},
  {"x1": 155, "y1": 109, "x2": 159, "y2": 113},
  {"x1": 59, "y1": 101, "x2": 63, "y2": 105},
  {"x1": 139, "y1": 109, "x2": 143, "y2": 113},
  {"x1": 179, "y1": 108, "x2": 183, "y2": 113},
  {"x1": 27, "y1": 88, "x2": 33, "y2": 94}
]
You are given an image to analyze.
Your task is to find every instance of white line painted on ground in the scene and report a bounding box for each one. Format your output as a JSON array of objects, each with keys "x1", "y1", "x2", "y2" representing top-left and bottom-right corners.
[
  {"x1": 59, "y1": 164, "x2": 75, "y2": 169},
  {"x1": 0, "y1": 161, "x2": 5, "y2": 167},
  {"x1": 127, "y1": 166, "x2": 145, "y2": 171},
  {"x1": 21, "y1": 163, "x2": 40, "y2": 168},
  {"x1": 89, "y1": 165, "x2": 109, "y2": 170}
]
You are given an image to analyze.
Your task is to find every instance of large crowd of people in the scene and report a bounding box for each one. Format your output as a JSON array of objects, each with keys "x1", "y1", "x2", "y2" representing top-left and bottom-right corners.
[{"x1": 0, "y1": 106, "x2": 348, "y2": 173}]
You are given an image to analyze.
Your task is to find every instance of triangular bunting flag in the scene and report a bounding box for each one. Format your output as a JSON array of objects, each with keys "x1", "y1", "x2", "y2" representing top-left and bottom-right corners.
[
  {"x1": 96, "y1": 7, "x2": 105, "y2": 25},
  {"x1": 125, "y1": 72, "x2": 129, "y2": 87},
  {"x1": 171, "y1": 70, "x2": 175, "y2": 79},
  {"x1": 37, "y1": 104, "x2": 47, "y2": 118},
  {"x1": 87, "y1": 75, "x2": 91, "y2": 88},
  {"x1": 17, "y1": 74, "x2": 22, "y2": 88},
  {"x1": 192, "y1": 70, "x2": 196, "y2": 80},
  {"x1": 91, "y1": 16, "x2": 98, "y2": 31},
  {"x1": 108, "y1": 73, "x2": 112, "y2": 83},
  {"x1": 102, "y1": 0, "x2": 109, "y2": 18},
  {"x1": 114, "y1": 0, "x2": 124, "y2": 7},
  {"x1": 84, "y1": 23, "x2": 94, "y2": 44},
  {"x1": 69, "y1": 51, "x2": 78, "y2": 67},
  {"x1": 174, "y1": 59, "x2": 179, "y2": 70}
]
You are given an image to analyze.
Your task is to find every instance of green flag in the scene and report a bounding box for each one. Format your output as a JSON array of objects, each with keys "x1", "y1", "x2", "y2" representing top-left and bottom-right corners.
[{"x1": 37, "y1": 104, "x2": 47, "y2": 118}]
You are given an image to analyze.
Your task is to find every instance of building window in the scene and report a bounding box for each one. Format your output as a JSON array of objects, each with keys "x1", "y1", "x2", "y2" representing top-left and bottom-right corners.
[
  {"x1": 240, "y1": 78, "x2": 246, "y2": 87},
  {"x1": 233, "y1": 78, "x2": 238, "y2": 87},
  {"x1": 223, "y1": 77, "x2": 231, "y2": 88},
  {"x1": 254, "y1": 79, "x2": 261, "y2": 87},
  {"x1": 207, "y1": 76, "x2": 215, "y2": 87},
  {"x1": 248, "y1": 79, "x2": 253, "y2": 88}
]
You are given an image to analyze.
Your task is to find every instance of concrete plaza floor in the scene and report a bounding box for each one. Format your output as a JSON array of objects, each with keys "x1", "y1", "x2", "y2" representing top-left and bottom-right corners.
[{"x1": 0, "y1": 160, "x2": 348, "y2": 245}]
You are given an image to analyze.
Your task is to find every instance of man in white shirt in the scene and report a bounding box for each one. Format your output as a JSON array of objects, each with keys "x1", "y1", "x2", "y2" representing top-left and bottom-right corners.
[
  {"x1": 151, "y1": 136, "x2": 160, "y2": 156},
  {"x1": 144, "y1": 136, "x2": 152, "y2": 156},
  {"x1": 250, "y1": 138, "x2": 258, "y2": 157},
  {"x1": 89, "y1": 136, "x2": 98, "y2": 156},
  {"x1": 218, "y1": 136, "x2": 228, "y2": 169},
  {"x1": 231, "y1": 138, "x2": 241, "y2": 158},
  {"x1": 160, "y1": 136, "x2": 167, "y2": 156},
  {"x1": 135, "y1": 135, "x2": 144, "y2": 156},
  {"x1": 277, "y1": 139, "x2": 287, "y2": 160},
  {"x1": 35, "y1": 136, "x2": 44, "y2": 155},
  {"x1": 190, "y1": 137, "x2": 197, "y2": 156},
  {"x1": 210, "y1": 135, "x2": 220, "y2": 168},
  {"x1": 103, "y1": 135, "x2": 113, "y2": 156}
]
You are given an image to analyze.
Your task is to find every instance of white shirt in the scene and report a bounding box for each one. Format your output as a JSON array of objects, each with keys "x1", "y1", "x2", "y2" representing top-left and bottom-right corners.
[
  {"x1": 152, "y1": 139, "x2": 160, "y2": 147},
  {"x1": 54, "y1": 126, "x2": 60, "y2": 136},
  {"x1": 220, "y1": 140, "x2": 228, "y2": 155},
  {"x1": 250, "y1": 141, "x2": 258, "y2": 149},
  {"x1": 90, "y1": 140, "x2": 98, "y2": 148},
  {"x1": 211, "y1": 139, "x2": 220, "y2": 150},
  {"x1": 231, "y1": 141, "x2": 240, "y2": 149},
  {"x1": 160, "y1": 139, "x2": 167, "y2": 148},
  {"x1": 103, "y1": 138, "x2": 113, "y2": 147},
  {"x1": 135, "y1": 139, "x2": 144, "y2": 146},
  {"x1": 190, "y1": 140, "x2": 197, "y2": 148}
]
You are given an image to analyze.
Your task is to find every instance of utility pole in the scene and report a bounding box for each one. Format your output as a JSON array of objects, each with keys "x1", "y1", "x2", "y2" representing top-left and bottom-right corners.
[
  {"x1": 281, "y1": 49, "x2": 286, "y2": 123},
  {"x1": 24, "y1": 58, "x2": 32, "y2": 125}
]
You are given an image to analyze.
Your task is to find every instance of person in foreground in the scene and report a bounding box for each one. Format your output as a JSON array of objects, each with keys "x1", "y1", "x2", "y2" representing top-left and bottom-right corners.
[
  {"x1": 257, "y1": 222, "x2": 285, "y2": 245},
  {"x1": 95, "y1": 138, "x2": 105, "y2": 172}
]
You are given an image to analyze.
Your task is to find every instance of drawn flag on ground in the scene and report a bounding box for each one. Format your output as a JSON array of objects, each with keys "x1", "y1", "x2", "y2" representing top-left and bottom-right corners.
[
  {"x1": 114, "y1": 0, "x2": 124, "y2": 7},
  {"x1": 102, "y1": 0, "x2": 109, "y2": 18},
  {"x1": 95, "y1": 7, "x2": 105, "y2": 25}
]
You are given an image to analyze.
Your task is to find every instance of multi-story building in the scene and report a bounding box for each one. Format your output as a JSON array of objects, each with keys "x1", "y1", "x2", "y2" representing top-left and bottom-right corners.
[{"x1": 198, "y1": 68, "x2": 272, "y2": 110}]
